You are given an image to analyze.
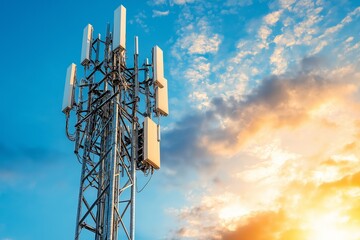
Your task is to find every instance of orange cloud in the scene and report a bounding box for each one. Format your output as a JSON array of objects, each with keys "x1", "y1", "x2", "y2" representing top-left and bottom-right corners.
[
  {"x1": 220, "y1": 210, "x2": 287, "y2": 240},
  {"x1": 165, "y1": 61, "x2": 360, "y2": 240},
  {"x1": 200, "y1": 70, "x2": 357, "y2": 157}
]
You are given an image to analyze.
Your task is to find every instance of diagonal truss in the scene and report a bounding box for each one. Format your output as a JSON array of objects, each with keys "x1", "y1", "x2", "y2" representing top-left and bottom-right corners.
[{"x1": 65, "y1": 29, "x2": 158, "y2": 240}]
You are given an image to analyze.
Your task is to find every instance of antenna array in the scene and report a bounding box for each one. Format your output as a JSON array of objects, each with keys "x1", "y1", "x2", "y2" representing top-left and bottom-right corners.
[{"x1": 62, "y1": 4, "x2": 169, "y2": 240}]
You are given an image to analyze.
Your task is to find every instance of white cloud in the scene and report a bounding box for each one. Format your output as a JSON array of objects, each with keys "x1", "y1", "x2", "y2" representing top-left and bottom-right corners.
[
  {"x1": 324, "y1": 22, "x2": 345, "y2": 35},
  {"x1": 172, "y1": 0, "x2": 195, "y2": 5},
  {"x1": 264, "y1": 10, "x2": 283, "y2": 25},
  {"x1": 189, "y1": 91, "x2": 210, "y2": 109},
  {"x1": 189, "y1": 33, "x2": 221, "y2": 54},
  {"x1": 148, "y1": 0, "x2": 167, "y2": 5},
  {"x1": 293, "y1": 14, "x2": 321, "y2": 38},
  {"x1": 279, "y1": 0, "x2": 296, "y2": 9},
  {"x1": 152, "y1": 10, "x2": 170, "y2": 17},
  {"x1": 184, "y1": 56, "x2": 210, "y2": 83},
  {"x1": 345, "y1": 36, "x2": 354, "y2": 43},
  {"x1": 173, "y1": 18, "x2": 222, "y2": 57},
  {"x1": 273, "y1": 33, "x2": 296, "y2": 47},
  {"x1": 224, "y1": 0, "x2": 253, "y2": 7},
  {"x1": 173, "y1": 32, "x2": 221, "y2": 56},
  {"x1": 345, "y1": 41, "x2": 360, "y2": 53},
  {"x1": 170, "y1": 0, "x2": 360, "y2": 110},
  {"x1": 265, "y1": 1, "x2": 326, "y2": 74},
  {"x1": 311, "y1": 40, "x2": 328, "y2": 55},
  {"x1": 322, "y1": 7, "x2": 360, "y2": 38},
  {"x1": 130, "y1": 12, "x2": 149, "y2": 32},
  {"x1": 258, "y1": 26, "x2": 272, "y2": 41},
  {"x1": 220, "y1": 0, "x2": 253, "y2": 15},
  {"x1": 170, "y1": 10, "x2": 224, "y2": 108},
  {"x1": 270, "y1": 47, "x2": 287, "y2": 75},
  {"x1": 350, "y1": 6, "x2": 360, "y2": 18}
]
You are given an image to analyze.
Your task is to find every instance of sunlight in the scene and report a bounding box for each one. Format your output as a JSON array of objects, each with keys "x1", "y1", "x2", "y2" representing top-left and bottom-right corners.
[
  {"x1": 305, "y1": 212, "x2": 359, "y2": 240},
  {"x1": 308, "y1": 227, "x2": 352, "y2": 240},
  {"x1": 219, "y1": 204, "x2": 248, "y2": 220},
  {"x1": 219, "y1": 204, "x2": 249, "y2": 231}
]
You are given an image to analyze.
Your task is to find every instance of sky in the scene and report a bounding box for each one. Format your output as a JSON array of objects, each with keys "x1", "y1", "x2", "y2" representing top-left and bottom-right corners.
[{"x1": 0, "y1": 0, "x2": 360, "y2": 239}]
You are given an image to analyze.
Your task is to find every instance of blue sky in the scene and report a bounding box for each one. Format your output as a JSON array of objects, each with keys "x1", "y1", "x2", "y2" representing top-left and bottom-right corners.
[{"x1": 1, "y1": 0, "x2": 360, "y2": 240}]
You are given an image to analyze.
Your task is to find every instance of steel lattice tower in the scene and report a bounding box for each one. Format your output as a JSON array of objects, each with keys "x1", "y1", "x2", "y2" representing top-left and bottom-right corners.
[{"x1": 62, "y1": 5, "x2": 169, "y2": 240}]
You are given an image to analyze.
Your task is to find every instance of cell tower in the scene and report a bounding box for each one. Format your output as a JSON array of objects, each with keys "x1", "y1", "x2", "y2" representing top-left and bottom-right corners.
[{"x1": 62, "y1": 5, "x2": 169, "y2": 240}]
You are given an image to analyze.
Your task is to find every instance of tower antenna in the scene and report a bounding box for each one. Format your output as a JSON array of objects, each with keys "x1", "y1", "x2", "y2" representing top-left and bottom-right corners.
[{"x1": 62, "y1": 5, "x2": 169, "y2": 240}]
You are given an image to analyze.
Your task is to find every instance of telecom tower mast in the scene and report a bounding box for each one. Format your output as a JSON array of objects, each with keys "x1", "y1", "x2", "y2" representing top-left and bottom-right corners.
[{"x1": 62, "y1": 5, "x2": 169, "y2": 240}]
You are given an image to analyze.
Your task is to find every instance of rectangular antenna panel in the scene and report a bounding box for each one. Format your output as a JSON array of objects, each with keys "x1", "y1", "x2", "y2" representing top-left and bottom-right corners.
[
  {"x1": 134, "y1": 36, "x2": 139, "y2": 55},
  {"x1": 144, "y1": 117, "x2": 160, "y2": 169},
  {"x1": 156, "y1": 78, "x2": 169, "y2": 116},
  {"x1": 62, "y1": 63, "x2": 76, "y2": 113},
  {"x1": 113, "y1": 5, "x2": 126, "y2": 50},
  {"x1": 81, "y1": 24, "x2": 93, "y2": 65},
  {"x1": 153, "y1": 46, "x2": 165, "y2": 88}
]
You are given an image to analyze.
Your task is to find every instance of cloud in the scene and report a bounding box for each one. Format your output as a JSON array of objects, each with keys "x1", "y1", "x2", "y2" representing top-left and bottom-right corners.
[
  {"x1": 169, "y1": 5, "x2": 224, "y2": 108},
  {"x1": 258, "y1": 26, "x2": 272, "y2": 41},
  {"x1": 172, "y1": 0, "x2": 195, "y2": 5},
  {"x1": 209, "y1": 75, "x2": 354, "y2": 154},
  {"x1": 164, "y1": 55, "x2": 357, "y2": 165},
  {"x1": 279, "y1": 0, "x2": 296, "y2": 9},
  {"x1": 256, "y1": 10, "x2": 283, "y2": 49},
  {"x1": 224, "y1": 0, "x2": 253, "y2": 7},
  {"x1": 184, "y1": 57, "x2": 210, "y2": 83},
  {"x1": 220, "y1": 210, "x2": 289, "y2": 240},
  {"x1": 164, "y1": 55, "x2": 360, "y2": 238},
  {"x1": 162, "y1": 113, "x2": 215, "y2": 170},
  {"x1": 166, "y1": 0, "x2": 360, "y2": 163},
  {"x1": 345, "y1": 36, "x2": 354, "y2": 43},
  {"x1": 152, "y1": 10, "x2": 170, "y2": 17},
  {"x1": 169, "y1": 0, "x2": 360, "y2": 112},
  {"x1": 162, "y1": 1, "x2": 360, "y2": 239},
  {"x1": 171, "y1": 13, "x2": 222, "y2": 58},
  {"x1": 320, "y1": 171, "x2": 360, "y2": 190},
  {"x1": 171, "y1": 55, "x2": 356, "y2": 154},
  {"x1": 129, "y1": 11, "x2": 149, "y2": 32},
  {"x1": 190, "y1": 34, "x2": 221, "y2": 54},
  {"x1": 148, "y1": 0, "x2": 167, "y2": 5},
  {"x1": 174, "y1": 26, "x2": 221, "y2": 56},
  {"x1": 268, "y1": 2, "x2": 324, "y2": 74},
  {"x1": 264, "y1": 10, "x2": 283, "y2": 25},
  {"x1": 321, "y1": 6, "x2": 360, "y2": 37}
]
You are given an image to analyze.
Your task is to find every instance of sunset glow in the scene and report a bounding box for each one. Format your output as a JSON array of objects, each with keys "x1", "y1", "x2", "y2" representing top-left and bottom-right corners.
[{"x1": 305, "y1": 212, "x2": 360, "y2": 240}]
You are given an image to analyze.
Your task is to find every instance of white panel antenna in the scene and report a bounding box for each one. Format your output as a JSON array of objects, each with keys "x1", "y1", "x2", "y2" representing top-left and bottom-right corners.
[
  {"x1": 155, "y1": 78, "x2": 169, "y2": 116},
  {"x1": 153, "y1": 46, "x2": 165, "y2": 88},
  {"x1": 62, "y1": 63, "x2": 76, "y2": 113},
  {"x1": 81, "y1": 24, "x2": 93, "y2": 65},
  {"x1": 143, "y1": 117, "x2": 160, "y2": 169},
  {"x1": 113, "y1": 5, "x2": 126, "y2": 50},
  {"x1": 134, "y1": 36, "x2": 139, "y2": 55}
]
